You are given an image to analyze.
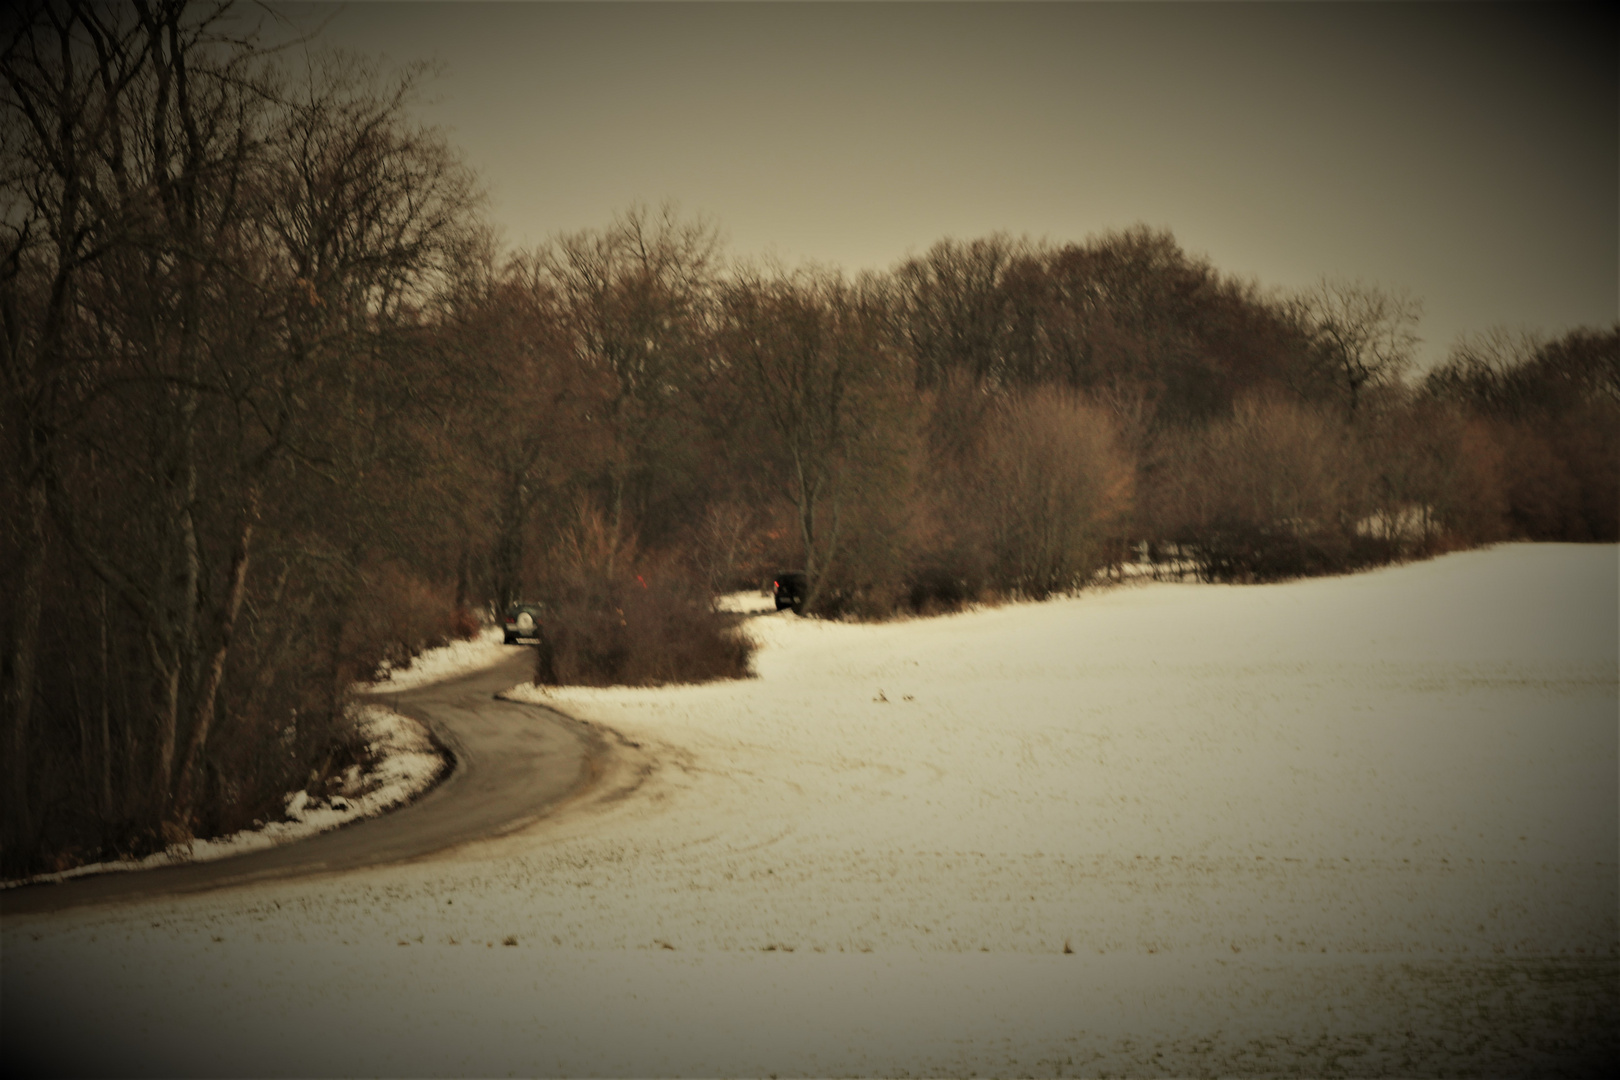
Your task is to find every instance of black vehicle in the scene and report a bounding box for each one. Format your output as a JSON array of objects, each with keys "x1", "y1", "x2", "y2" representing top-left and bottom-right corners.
[
  {"x1": 772, "y1": 571, "x2": 808, "y2": 613},
  {"x1": 502, "y1": 602, "x2": 546, "y2": 644}
]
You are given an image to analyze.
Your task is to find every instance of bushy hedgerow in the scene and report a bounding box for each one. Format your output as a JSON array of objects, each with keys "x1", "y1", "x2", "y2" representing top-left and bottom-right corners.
[
  {"x1": 1422, "y1": 325, "x2": 1619, "y2": 543},
  {"x1": 348, "y1": 561, "x2": 482, "y2": 681},
  {"x1": 535, "y1": 572, "x2": 754, "y2": 687},
  {"x1": 1146, "y1": 395, "x2": 1368, "y2": 582},
  {"x1": 532, "y1": 504, "x2": 754, "y2": 687}
]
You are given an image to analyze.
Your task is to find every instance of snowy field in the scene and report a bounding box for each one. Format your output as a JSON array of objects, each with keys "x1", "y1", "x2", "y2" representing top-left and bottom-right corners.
[{"x1": 4, "y1": 543, "x2": 1616, "y2": 1076}]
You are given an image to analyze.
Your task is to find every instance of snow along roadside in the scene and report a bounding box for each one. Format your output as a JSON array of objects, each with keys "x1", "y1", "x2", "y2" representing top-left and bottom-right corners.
[
  {"x1": 0, "y1": 630, "x2": 515, "y2": 890},
  {"x1": 2, "y1": 704, "x2": 447, "y2": 889}
]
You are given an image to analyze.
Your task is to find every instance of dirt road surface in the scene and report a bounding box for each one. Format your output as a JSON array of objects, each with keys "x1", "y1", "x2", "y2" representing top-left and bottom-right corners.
[{"x1": 1, "y1": 651, "x2": 600, "y2": 917}]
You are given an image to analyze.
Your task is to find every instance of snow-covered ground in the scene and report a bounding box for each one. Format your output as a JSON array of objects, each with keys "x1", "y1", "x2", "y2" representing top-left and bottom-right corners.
[
  {"x1": 366, "y1": 624, "x2": 512, "y2": 691},
  {"x1": 4, "y1": 544, "x2": 1615, "y2": 1076}
]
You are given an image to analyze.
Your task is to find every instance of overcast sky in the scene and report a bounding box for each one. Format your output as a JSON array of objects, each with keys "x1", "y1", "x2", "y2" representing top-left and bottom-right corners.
[{"x1": 271, "y1": 1, "x2": 1616, "y2": 370}]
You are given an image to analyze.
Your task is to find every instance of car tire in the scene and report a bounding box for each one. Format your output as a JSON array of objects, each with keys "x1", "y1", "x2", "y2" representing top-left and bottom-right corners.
[{"x1": 504, "y1": 631, "x2": 517, "y2": 645}]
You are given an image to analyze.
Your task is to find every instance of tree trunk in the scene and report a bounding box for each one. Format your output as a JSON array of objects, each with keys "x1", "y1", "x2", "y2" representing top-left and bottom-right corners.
[
  {"x1": 3, "y1": 479, "x2": 48, "y2": 863},
  {"x1": 153, "y1": 389, "x2": 200, "y2": 836},
  {"x1": 151, "y1": 645, "x2": 180, "y2": 823},
  {"x1": 170, "y1": 485, "x2": 259, "y2": 828},
  {"x1": 98, "y1": 581, "x2": 112, "y2": 818},
  {"x1": 454, "y1": 543, "x2": 471, "y2": 611},
  {"x1": 494, "y1": 467, "x2": 526, "y2": 610}
]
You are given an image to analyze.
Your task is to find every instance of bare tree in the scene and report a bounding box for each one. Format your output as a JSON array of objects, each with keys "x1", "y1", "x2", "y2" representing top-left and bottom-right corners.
[
  {"x1": 1426, "y1": 325, "x2": 1620, "y2": 419},
  {"x1": 1294, "y1": 277, "x2": 1423, "y2": 416},
  {"x1": 540, "y1": 203, "x2": 723, "y2": 549},
  {"x1": 2, "y1": 1, "x2": 485, "y2": 865},
  {"x1": 2, "y1": 0, "x2": 275, "y2": 846},
  {"x1": 893, "y1": 227, "x2": 1319, "y2": 426},
  {"x1": 719, "y1": 268, "x2": 906, "y2": 611},
  {"x1": 691, "y1": 501, "x2": 756, "y2": 595},
  {"x1": 437, "y1": 238, "x2": 604, "y2": 610},
  {"x1": 894, "y1": 234, "x2": 1024, "y2": 389}
]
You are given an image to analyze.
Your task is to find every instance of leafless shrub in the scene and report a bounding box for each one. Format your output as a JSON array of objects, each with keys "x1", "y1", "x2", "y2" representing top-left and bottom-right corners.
[
  {"x1": 1347, "y1": 397, "x2": 1548, "y2": 554},
  {"x1": 1150, "y1": 395, "x2": 1373, "y2": 581},
  {"x1": 1543, "y1": 400, "x2": 1620, "y2": 541},
  {"x1": 967, "y1": 388, "x2": 1135, "y2": 599},
  {"x1": 534, "y1": 501, "x2": 754, "y2": 687},
  {"x1": 539, "y1": 570, "x2": 753, "y2": 688},
  {"x1": 1425, "y1": 325, "x2": 1619, "y2": 542},
  {"x1": 1489, "y1": 422, "x2": 1590, "y2": 541},
  {"x1": 349, "y1": 563, "x2": 475, "y2": 682}
]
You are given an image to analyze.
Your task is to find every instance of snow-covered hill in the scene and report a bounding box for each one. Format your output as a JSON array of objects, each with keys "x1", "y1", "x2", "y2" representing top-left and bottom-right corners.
[{"x1": 6, "y1": 543, "x2": 1615, "y2": 1076}]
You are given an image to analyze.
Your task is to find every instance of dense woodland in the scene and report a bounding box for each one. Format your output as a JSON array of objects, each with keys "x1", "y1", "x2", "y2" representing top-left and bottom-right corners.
[{"x1": 3, "y1": 2, "x2": 1616, "y2": 876}]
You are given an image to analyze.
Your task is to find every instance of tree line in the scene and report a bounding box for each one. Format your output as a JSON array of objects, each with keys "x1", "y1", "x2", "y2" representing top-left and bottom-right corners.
[{"x1": 3, "y1": 1, "x2": 1615, "y2": 876}]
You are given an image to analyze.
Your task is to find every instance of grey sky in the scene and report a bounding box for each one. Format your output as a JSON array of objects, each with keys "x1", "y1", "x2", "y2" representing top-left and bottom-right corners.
[{"x1": 274, "y1": 1, "x2": 1616, "y2": 370}]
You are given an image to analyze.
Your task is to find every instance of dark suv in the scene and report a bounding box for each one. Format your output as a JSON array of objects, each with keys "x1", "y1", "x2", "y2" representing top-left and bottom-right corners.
[
  {"x1": 502, "y1": 602, "x2": 546, "y2": 644},
  {"x1": 772, "y1": 572, "x2": 807, "y2": 613}
]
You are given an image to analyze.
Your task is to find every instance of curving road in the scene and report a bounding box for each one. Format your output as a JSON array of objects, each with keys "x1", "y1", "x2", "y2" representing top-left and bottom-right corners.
[{"x1": 1, "y1": 650, "x2": 610, "y2": 916}]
